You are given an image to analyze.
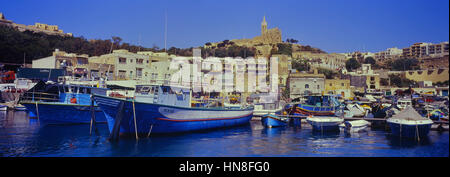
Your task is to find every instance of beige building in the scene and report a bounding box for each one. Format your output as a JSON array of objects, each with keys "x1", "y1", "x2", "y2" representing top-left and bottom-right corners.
[
  {"x1": 89, "y1": 49, "x2": 150, "y2": 80},
  {"x1": 348, "y1": 64, "x2": 381, "y2": 91},
  {"x1": 0, "y1": 13, "x2": 72, "y2": 37},
  {"x1": 288, "y1": 69, "x2": 325, "y2": 98},
  {"x1": 325, "y1": 79, "x2": 352, "y2": 99},
  {"x1": 205, "y1": 16, "x2": 282, "y2": 59},
  {"x1": 402, "y1": 42, "x2": 449, "y2": 58},
  {"x1": 374, "y1": 47, "x2": 403, "y2": 63},
  {"x1": 404, "y1": 68, "x2": 449, "y2": 83},
  {"x1": 292, "y1": 52, "x2": 347, "y2": 70},
  {"x1": 32, "y1": 49, "x2": 96, "y2": 78}
]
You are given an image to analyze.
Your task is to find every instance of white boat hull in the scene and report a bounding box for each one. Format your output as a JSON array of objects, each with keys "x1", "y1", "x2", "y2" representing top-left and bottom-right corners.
[
  {"x1": 306, "y1": 117, "x2": 343, "y2": 131},
  {"x1": 339, "y1": 120, "x2": 371, "y2": 132}
]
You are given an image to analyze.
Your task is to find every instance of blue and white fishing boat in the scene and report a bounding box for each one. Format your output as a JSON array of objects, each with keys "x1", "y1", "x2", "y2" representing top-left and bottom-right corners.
[
  {"x1": 261, "y1": 114, "x2": 288, "y2": 127},
  {"x1": 386, "y1": 106, "x2": 433, "y2": 139},
  {"x1": 306, "y1": 115, "x2": 344, "y2": 132},
  {"x1": 93, "y1": 85, "x2": 254, "y2": 135},
  {"x1": 20, "y1": 83, "x2": 108, "y2": 125},
  {"x1": 292, "y1": 95, "x2": 341, "y2": 116}
]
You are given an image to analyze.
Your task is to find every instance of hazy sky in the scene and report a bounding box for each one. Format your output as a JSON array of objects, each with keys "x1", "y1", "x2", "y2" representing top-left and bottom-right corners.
[{"x1": 1, "y1": 0, "x2": 449, "y2": 53}]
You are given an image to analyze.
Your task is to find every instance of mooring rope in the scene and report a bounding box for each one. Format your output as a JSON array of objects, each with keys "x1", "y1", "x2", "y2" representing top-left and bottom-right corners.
[{"x1": 132, "y1": 100, "x2": 138, "y2": 140}]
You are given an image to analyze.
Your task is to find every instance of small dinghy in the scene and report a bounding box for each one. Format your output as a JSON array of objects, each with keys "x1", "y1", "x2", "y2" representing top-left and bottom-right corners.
[
  {"x1": 386, "y1": 106, "x2": 433, "y2": 139},
  {"x1": 306, "y1": 116, "x2": 343, "y2": 132},
  {"x1": 0, "y1": 105, "x2": 7, "y2": 111},
  {"x1": 261, "y1": 114, "x2": 289, "y2": 128},
  {"x1": 339, "y1": 120, "x2": 371, "y2": 133},
  {"x1": 14, "y1": 104, "x2": 27, "y2": 111}
]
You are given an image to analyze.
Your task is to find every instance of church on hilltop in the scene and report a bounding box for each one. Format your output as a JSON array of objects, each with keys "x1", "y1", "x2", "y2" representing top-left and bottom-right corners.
[
  {"x1": 205, "y1": 16, "x2": 282, "y2": 49},
  {"x1": 232, "y1": 16, "x2": 282, "y2": 46}
]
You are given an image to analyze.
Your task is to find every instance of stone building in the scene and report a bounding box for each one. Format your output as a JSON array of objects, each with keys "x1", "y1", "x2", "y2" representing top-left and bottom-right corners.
[
  {"x1": 347, "y1": 64, "x2": 380, "y2": 92},
  {"x1": 288, "y1": 69, "x2": 325, "y2": 99},
  {"x1": 231, "y1": 16, "x2": 282, "y2": 46},
  {"x1": 292, "y1": 52, "x2": 347, "y2": 71},
  {"x1": 325, "y1": 79, "x2": 351, "y2": 99},
  {"x1": 402, "y1": 42, "x2": 449, "y2": 58},
  {"x1": 404, "y1": 68, "x2": 449, "y2": 83},
  {"x1": 32, "y1": 49, "x2": 97, "y2": 78},
  {"x1": 374, "y1": 47, "x2": 403, "y2": 63},
  {"x1": 89, "y1": 49, "x2": 150, "y2": 80},
  {"x1": 0, "y1": 13, "x2": 72, "y2": 37},
  {"x1": 204, "y1": 16, "x2": 282, "y2": 58}
]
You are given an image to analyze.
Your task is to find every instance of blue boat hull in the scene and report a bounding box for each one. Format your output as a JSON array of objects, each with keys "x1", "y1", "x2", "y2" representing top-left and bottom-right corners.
[
  {"x1": 22, "y1": 102, "x2": 107, "y2": 125},
  {"x1": 261, "y1": 115, "x2": 288, "y2": 127},
  {"x1": 388, "y1": 122, "x2": 432, "y2": 139},
  {"x1": 94, "y1": 95, "x2": 253, "y2": 134}
]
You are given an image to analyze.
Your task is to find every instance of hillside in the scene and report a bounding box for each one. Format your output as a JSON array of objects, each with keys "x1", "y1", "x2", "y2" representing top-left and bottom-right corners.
[{"x1": 0, "y1": 25, "x2": 155, "y2": 64}]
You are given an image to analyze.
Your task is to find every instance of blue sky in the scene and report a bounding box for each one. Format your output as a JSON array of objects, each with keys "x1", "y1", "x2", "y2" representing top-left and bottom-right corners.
[{"x1": 1, "y1": 0, "x2": 449, "y2": 53}]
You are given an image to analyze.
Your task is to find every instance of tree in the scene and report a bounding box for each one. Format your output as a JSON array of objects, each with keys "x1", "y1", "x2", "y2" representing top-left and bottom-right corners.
[
  {"x1": 388, "y1": 74, "x2": 415, "y2": 87},
  {"x1": 275, "y1": 43, "x2": 292, "y2": 56},
  {"x1": 345, "y1": 58, "x2": 360, "y2": 72},
  {"x1": 292, "y1": 59, "x2": 310, "y2": 72},
  {"x1": 286, "y1": 38, "x2": 299, "y2": 44},
  {"x1": 364, "y1": 57, "x2": 376, "y2": 65},
  {"x1": 391, "y1": 58, "x2": 419, "y2": 71},
  {"x1": 317, "y1": 67, "x2": 336, "y2": 79}
]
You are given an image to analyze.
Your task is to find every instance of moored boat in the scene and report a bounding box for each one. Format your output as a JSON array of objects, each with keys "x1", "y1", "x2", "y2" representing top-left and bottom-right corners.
[
  {"x1": 306, "y1": 116, "x2": 343, "y2": 132},
  {"x1": 93, "y1": 85, "x2": 253, "y2": 135},
  {"x1": 261, "y1": 114, "x2": 288, "y2": 128},
  {"x1": 292, "y1": 95, "x2": 340, "y2": 116},
  {"x1": 339, "y1": 120, "x2": 370, "y2": 133},
  {"x1": 386, "y1": 106, "x2": 433, "y2": 139},
  {"x1": 0, "y1": 104, "x2": 7, "y2": 111},
  {"x1": 20, "y1": 83, "x2": 108, "y2": 125},
  {"x1": 14, "y1": 104, "x2": 27, "y2": 111}
]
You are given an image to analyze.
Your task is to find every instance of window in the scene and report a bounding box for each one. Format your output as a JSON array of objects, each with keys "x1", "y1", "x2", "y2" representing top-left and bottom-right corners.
[
  {"x1": 77, "y1": 58, "x2": 88, "y2": 65},
  {"x1": 341, "y1": 83, "x2": 345, "y2": 87},
  {"x1": 118, "y1": 70, "x2": 126, "y2": 79},
  {"x1": 119, "y1": 57, "x2": 127, "y2": 64},
  {"x1": 305, "y1": 84, "x2": 309, "y2": 89},
  {"x1": 136, "y1": 68, "x2": 143, "y2": 78},
  {"x1": 137, "y1": 59, "x2": 144, "y2": 64},
  {"x1": 317, "y1": 85, "x2": 320, "y2": 89}
]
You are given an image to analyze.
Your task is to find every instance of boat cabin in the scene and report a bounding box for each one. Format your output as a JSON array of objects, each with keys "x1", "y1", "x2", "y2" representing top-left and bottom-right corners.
[
  {"x1": 135, "y1": 85, "x2": 191, "y2": 107},
  {"x1": 305, "y1": 95, "x2": 340, "y2": 107},
  {"x1": 22, "y1": 83, "x2": 107, "y2": 104}
]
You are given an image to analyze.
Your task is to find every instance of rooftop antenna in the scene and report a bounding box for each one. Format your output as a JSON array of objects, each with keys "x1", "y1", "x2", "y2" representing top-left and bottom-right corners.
[
  {"x1": 164, "y1": 10, "x2": 167, "y2": 53},
  {"x1": 138, "y1": 34, "x2": 142, "y2": 52}
]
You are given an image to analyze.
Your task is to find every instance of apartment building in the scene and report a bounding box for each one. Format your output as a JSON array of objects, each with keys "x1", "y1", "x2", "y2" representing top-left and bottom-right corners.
[
  {"x1": 402, "y1": 42, "x2": 449, "y2": 58},
  {"x1": 89, "y1": 49, "x2": 150, "y2": 80}
]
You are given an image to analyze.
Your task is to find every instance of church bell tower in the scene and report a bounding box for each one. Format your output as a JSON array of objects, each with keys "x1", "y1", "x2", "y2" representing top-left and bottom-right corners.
[{"x1": 261, "y1": 16, "x2": 267, "y2": 35}]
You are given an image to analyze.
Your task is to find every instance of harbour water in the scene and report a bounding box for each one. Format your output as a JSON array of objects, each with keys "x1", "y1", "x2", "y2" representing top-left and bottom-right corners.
[{"x1": 0, "y1": 111, "x2": 448, "y2": 157}]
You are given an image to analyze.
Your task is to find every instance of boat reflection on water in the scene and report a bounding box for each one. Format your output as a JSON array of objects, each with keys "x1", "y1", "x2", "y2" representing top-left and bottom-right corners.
[
  {"x1": 261, "y1": 126, "x2": 288, "y2": 137},
  {"x1": 343, "y1": 131, "x2": 369, "y2": 138},
  {"x1": 385, "y1": 134, "x2": 432, "y2": 148},
  {"x1": 310, "y1": 129, "x2": 340, "y2": 139}
]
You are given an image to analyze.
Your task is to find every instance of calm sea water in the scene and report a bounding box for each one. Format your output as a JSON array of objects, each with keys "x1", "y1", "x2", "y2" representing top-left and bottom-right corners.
[{"x1": 0, "y1": 111, "x2": 448, "y2": 157}]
